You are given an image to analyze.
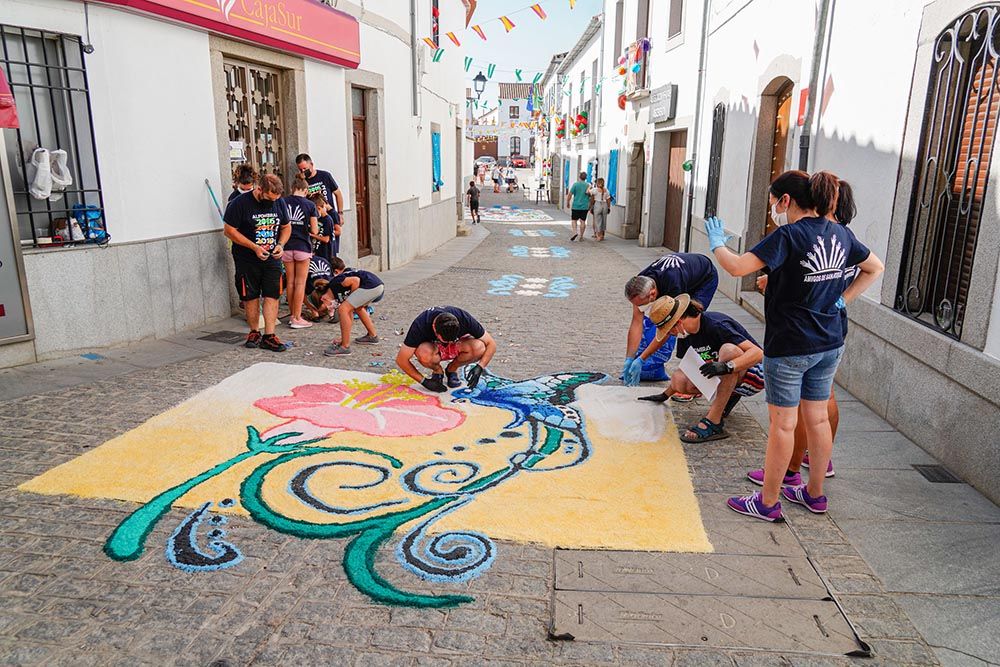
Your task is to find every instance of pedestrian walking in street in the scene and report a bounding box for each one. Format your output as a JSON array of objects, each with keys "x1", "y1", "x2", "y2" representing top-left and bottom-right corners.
[
  {"x1": 228, "y1": 163, "x2": 256, "y2": 203},
  {"x1": 622, "y1": 253, "x2": 720, "y2": 387},
  {"x1": 296, "y1": 153, "x2": 344, "y2": 225},
  {"x1": 491, "y1": 164, "x2": 501, "y2": 193},
  {"x1": 588, "y1": 177, "x2": 613, "y2": 241},
  {"x1": 504, "y1": 164, "x2": 517, "y2": 193},
  {"x1": 746, "y1": 178, "x2": 858, "y2": 486},
  {"x1": 282, "y1": 176, "x2": 319, "y2": 330},
  {"x1": 638, "y1": 297, "x2": 765, "y2": 443},
  {"x1": 322, "y1": 258, "x2": 384, "y2": 356},
  {"x1": 222, "y1": 173, "x2": 291, "y2": 352},
  {"x1": 466, "y1": 180, "x2": 482, "y2": 224},
  {"x1": 566, "y1": 172, "x2": 591, "y2": 241},
  {"x1": 395, "y1": 306, "x2": 497, "y2": 392},
  {"x1": 706, "y1": 170, "x2": 883, "y2": 522}
]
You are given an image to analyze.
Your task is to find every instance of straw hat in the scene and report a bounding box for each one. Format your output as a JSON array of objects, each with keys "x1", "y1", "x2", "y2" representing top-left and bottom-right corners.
[{"x1": 649, "y1": 294, "x2": 691, "y2": 342}]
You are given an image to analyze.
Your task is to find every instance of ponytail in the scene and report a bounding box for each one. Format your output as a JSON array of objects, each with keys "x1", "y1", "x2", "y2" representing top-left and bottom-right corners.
[
  {"x1": 809, "y1": 171, "x2": 840, "y2": 218},
  {"x1": 835, "y1": 179, "x2": 857, "y2": 225}
]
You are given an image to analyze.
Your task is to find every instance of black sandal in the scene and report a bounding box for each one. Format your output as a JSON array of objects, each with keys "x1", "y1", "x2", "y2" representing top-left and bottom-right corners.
[{"x1": 680, "y1": 417, "x2": 730, "y2": 443}]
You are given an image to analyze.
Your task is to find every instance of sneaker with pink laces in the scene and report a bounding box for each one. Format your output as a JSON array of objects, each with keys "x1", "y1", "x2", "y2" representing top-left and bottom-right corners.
[{"x1": 747, "y1": 469, "x2": 802, "y2": 487}]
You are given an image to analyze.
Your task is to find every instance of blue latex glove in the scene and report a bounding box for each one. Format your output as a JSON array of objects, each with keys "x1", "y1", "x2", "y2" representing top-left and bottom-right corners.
[
  {"x1": 704, "y1": 216, "x2": 732, "y2": 251},
  {"x1": 835, "y1": 296, "x2": 846, "y2": 309},
  {"x1": 622, "y1": 355, "x2": 635, "y2": 379},
  {"x1": 624, "y1": 357, "x2": 643, "y2": 387}
]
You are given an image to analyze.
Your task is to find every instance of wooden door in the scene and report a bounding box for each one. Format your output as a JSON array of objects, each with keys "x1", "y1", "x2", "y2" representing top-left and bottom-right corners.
[
  {"x1": 665, "y1": 130, "x2": 687, "y2": 250},
  {"x1": 765, "y1": 83, "x2": 794, "y2": 235},
  {"x1": 352, "y1": 117, "x2": 371, "y2": 257}
]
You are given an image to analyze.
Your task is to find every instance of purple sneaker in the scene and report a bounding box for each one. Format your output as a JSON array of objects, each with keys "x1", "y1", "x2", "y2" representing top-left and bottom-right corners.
[
  {"x1": 746, "y1": 468, "x2": 802, "y2": 487},
  {"x1": 802, "y1": 454, "x2": 835, "y2": 477},
  {"x1": 726, "y1": 492, "x2": 784, "y2": 522},
  {"x1": 781, "y1": 484, "x2": 828, "y2": 513}
]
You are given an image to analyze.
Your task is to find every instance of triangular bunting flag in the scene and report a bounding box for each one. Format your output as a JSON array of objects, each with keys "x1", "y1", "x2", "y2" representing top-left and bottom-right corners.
[
  {"x1": 464, "y1": 56, "x2": 473, "y2": 72},
  {"x1": 487, "y1": 63, "x2": 496, "y2": 79},
  {"x1": 569, "y1": 0, "x2": 576, "y2": 8},
  {"x1": 532, "y1": 72, "x2": 543, "y2": 84},
  {"x1": 500, "y1": 16, "x2": 515, "y2": 32},
  {"x1": 422, "y1": 37, "x2": 438, "y2": 49},
  {"x1": 531, "y1": 4, "x2": 547, "y2": 20},
  {"x1": 515, "y1": 69, "x2": 523, "y2": 82},
  {"x1": 446, "y1": 32, "x2": 461, "y2": 47},
  {"x1": 462, "y1": 0, "x2": 478, "y2": 28},
  {"x1": 432, "y1": 48, "x2": 444, "y2": 63},
  {"x1": 472, "y1": 25, "x2": 486, "y2": 40}
]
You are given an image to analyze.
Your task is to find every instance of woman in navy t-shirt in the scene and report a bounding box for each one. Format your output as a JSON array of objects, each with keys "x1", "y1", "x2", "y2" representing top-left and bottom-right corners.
[
  {"x1": 704, "y1": 171, "x2": 884, "y2": 522},
  {"x1": 282, "y1": 176, "x2": 319, "y2": 330}
]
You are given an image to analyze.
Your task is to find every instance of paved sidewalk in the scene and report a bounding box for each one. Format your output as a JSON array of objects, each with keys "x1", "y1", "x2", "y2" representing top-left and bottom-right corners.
[{"x1": 0, "y1": 191, "x2": 995, "y2": 665}]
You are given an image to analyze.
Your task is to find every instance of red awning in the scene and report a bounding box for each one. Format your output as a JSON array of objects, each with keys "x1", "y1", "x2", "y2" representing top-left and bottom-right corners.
[{"x1": 0, "y1": 68, "x2": 19, "y2": 129}]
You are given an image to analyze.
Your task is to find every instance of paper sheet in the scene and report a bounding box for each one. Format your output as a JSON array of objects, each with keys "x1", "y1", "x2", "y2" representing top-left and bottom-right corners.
[{"x1": 678, "y1": 346, "x2": 720, "y2": 401}]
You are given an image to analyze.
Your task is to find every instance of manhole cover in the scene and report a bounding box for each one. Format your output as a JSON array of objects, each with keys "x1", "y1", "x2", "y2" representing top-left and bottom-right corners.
[
  {"x1": 197, "y1": 331, "x2": 246, "y2": 345},
  {"x1": 447, "y1": 266, "x2": 493, "y2": 274},
  {"x1": 551, "y1": 549, "x2": 870, "y2": 658},
  {"x1": 913, "y1": 464, "x2": 962, "y2": 483}
]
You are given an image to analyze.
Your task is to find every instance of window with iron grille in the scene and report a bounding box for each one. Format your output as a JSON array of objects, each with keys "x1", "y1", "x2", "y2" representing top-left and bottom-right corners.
[
  {"x1": 1, "y1": 24, "x2": 105, "y2": 248},
  {"x1": 224, "y1": 59, "x2": 284, "y2": 177},
  {"x1": 704, "y1": 103, "x2": 726, "y2": 217},
  {"x1": 510, "y1": 136, "x2": 521, "y2": 155},
  {"x1": 895, "y1": 6, "x2": 998, "y2": 340},
  {"x1": 509, "y1": 105, "x2": 519, "y2": 119}
]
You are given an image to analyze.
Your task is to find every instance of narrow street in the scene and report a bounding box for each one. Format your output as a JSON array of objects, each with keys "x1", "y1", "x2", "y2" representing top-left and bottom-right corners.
[{"x1": 2, "y1": 191, "x2": 988, "y2": 666}]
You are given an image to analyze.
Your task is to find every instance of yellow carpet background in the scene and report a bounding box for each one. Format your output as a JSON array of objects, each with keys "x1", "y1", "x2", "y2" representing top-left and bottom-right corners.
[{"x1": 19, "y1": 363, "x2": 711, "y2": 553}]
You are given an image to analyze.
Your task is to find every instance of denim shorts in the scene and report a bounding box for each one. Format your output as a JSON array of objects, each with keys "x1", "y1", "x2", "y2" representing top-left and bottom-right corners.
[{"x1": 763, "y1": 347, "x2": 844, "y2": 407}]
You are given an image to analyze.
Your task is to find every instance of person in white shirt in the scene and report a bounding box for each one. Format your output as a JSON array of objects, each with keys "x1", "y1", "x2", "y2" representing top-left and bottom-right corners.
[{"x1": 588, "y1": 177, "x2": 614, "y2": 241}]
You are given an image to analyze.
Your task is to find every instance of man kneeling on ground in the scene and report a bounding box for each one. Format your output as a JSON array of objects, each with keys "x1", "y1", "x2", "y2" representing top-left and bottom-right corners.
[
  {"x1": 396, "y1": 306, "x2": 497, "y2": 392},
  {"x1": 322, "y1": 258, "x2": 384, "y2": 356},
  {"x1": 638, "y1": 296, "x2": 764, "y2": 443}
]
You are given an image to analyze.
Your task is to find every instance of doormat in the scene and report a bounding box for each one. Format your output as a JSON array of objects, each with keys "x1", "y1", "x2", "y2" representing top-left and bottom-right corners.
[{"x1": 20, "y1": 364, "x2": 710, "y2": 608}]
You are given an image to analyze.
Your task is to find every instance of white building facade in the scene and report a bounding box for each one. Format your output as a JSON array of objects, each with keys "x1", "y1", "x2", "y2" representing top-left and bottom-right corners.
[
  {"x1": 0, "y1": 0, "x2": 468, "y2": 367},
  {"x1": 495, "y1": 83, "x2": 535, "y2": 161}
]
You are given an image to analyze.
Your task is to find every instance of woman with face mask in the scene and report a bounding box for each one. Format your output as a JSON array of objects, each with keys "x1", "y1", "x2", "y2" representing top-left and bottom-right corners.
[{"x1": 703, "y1": 171, "x2": 884, "y2": 522}]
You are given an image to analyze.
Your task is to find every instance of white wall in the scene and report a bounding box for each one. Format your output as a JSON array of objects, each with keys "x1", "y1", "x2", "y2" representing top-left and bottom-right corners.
[{"x1": 5, "y1": 0, "x2": 222, "y2": 244}]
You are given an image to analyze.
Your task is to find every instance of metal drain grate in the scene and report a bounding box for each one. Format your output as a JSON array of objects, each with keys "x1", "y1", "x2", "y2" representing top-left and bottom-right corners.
[
  {"x1": 913, "y1": 464, "x2": 963, "y2": 483},
  {"x1": 197, "y1": 331, "x2": 247, "y2": 345},
  {"x1": 447, "y1": 266, "x2": 494, "y2": 274}
]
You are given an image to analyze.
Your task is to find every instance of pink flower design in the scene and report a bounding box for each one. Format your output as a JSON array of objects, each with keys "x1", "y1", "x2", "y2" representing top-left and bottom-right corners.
[{"x1": 255, "y1": 375, "x2": 465, "y2": 439}]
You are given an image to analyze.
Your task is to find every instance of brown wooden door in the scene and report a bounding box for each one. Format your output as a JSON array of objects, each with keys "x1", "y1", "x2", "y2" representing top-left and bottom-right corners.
[
  {"x1": 765, "y1": 83, "x2": 794, "y2": 235},
  {"x1": 353, "y1": 117, "x2": 372, "y2": 257},
  {"x1": 665, "y1": 130, "x2": 687, "y2": 250}
]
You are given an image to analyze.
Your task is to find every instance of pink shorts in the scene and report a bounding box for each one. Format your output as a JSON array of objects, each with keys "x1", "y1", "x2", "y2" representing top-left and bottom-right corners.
[{"x1": 282, "y1": 250, "x2": 312, "y2": 262}]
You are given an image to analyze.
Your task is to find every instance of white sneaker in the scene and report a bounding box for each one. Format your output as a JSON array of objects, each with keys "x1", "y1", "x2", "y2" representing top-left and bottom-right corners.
[{"x1": 289, "y1": 318, "x2": 313, "y2": 329}]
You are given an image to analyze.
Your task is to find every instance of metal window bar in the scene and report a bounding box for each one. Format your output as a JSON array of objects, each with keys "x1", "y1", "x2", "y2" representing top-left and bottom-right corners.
[
  {"x1": 0, "y1": 24, "x2": 105, "y2": 248},
  {"x1": 704, "y1": 103, "x2": 726, "y2": 217},
  {"x1": 895, "y1": 6, "x2": 998, "y2": 340}
]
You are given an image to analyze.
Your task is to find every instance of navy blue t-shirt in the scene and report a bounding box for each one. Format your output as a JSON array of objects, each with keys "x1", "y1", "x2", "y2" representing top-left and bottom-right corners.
[
  {"x1": 282, "y1": 195, "x2": 318, "y2": 252},
  {"x1": 751, "y1": 217, "x2": 870, "y2": 357},
  {"x1": 640, "y1": 253, "x2": 718, "y2": 301},
  {"x1": 306, "y1": 256, "x2": 332, "y2": 295},
  {"x1": 312, "y1": 214, "x2": 334, "y2": 262},
  {"x1": 223, "y1": 191, "x2": 289, "y2": 265},
  {"x1": 228, "y1": 187, "x2": 252, "y2": 203},
  {"x1": 676, "y1": 311, "x2": 760, "y2": 363},
  {"x1": 328, "y1": 269, "x2": 383, "y2": 302},
  {"x1": 306, "y1": 170, "x2": 339, "y2": 211},
  {"x1": 403, "y1": 306, "x2": 485, "y2": 349}
]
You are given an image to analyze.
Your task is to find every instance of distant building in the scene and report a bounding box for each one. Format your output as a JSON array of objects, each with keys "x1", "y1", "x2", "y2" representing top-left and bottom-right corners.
[{"x1": 496, "y1": 83, "x2": 536, "y2": 160}]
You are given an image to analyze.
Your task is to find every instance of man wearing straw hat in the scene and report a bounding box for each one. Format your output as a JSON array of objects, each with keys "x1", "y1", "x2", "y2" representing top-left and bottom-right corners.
[{"x1": 638, "y1": 295, "x2": 765, "y2": 444}]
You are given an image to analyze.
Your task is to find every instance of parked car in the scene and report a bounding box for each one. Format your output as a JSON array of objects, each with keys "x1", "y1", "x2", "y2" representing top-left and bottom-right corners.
[
  {"x1": 510, "y1": 155, "x2": 528, "y2": 168},
  {"x1": 474, "y1": 156, "x2": 497, "y2": 170}
]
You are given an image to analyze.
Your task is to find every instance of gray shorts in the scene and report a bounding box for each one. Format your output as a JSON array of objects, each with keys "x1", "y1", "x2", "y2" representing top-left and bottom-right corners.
[{"x1": 346, "y1": 284, "x2": 384, "y2": 309}]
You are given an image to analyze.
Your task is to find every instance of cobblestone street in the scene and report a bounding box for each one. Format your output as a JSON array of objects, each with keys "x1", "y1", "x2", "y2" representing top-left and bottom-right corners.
[{"x1": 0, "y1": 192, "x2": 975, "y2": 666}]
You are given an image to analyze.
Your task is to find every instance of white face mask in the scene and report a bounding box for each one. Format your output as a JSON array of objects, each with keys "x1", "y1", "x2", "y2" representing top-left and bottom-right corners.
[{"x1": 770, "y1": 200, "x2": 789, "y2": 227}]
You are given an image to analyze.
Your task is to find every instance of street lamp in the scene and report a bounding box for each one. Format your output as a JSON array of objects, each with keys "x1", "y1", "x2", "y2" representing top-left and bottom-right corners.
[{"x1": 473, "y1": 71, "x2": 487, "y2": 99}]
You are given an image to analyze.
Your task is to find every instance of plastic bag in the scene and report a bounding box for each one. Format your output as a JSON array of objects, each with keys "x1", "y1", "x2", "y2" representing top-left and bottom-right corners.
[{"x1": 637, "y1": 317, "x2": 675, "y2": 381}]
